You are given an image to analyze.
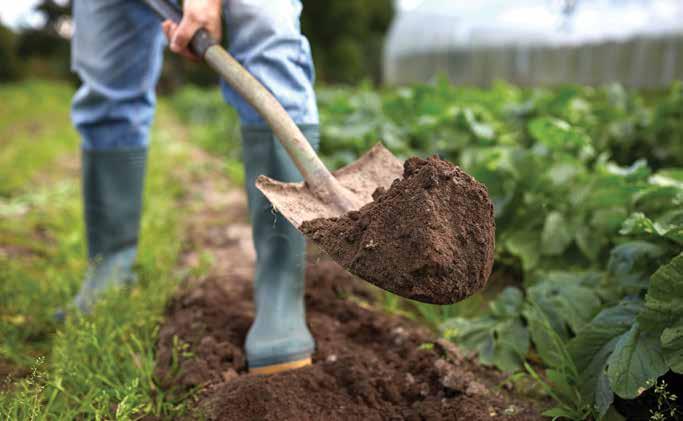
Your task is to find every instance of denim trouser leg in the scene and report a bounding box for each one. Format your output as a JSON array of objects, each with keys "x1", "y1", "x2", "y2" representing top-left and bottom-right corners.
[
  {"x1": 71, "y1": 0, "x2": 165, "y2": 150},
  {"x1": 72, "y1": 0, "x2": 317, "y2": 143},
  {"x1": 221, "y1": 0, "x2": 319, "y2": 126},
  {"x1": 69, "y1": 0, "x2": 319, "y2": 339},
  {"x1": 67, "y1": 0, "x2": 163, "y2": 316}
]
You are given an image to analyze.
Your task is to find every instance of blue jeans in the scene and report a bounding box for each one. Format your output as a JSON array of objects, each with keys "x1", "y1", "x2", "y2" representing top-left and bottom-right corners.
[{"x1": 71, "y1": 0, "x2": 319, "y2": 150}]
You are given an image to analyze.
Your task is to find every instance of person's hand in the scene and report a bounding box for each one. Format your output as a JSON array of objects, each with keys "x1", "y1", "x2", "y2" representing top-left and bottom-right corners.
[{"x1": 162, "y1": 0, "x2": 222, "y2": 61}]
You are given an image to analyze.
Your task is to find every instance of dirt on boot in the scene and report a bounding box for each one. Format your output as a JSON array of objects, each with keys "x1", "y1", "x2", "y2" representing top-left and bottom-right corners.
[{"x1": 300, "y1": 156, "x2": 496, "y2": 304}]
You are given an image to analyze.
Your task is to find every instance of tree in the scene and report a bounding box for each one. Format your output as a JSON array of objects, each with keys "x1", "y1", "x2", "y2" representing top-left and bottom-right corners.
[
  {"x1": 0, "y1": 23, "x2": 21, "y2": 82},
  {"x1": 301, "y1": 0, "x2": 394, "y2": 84},
  {"x1": 14, "y1": 0, "x2": 73, "y2": 81}
]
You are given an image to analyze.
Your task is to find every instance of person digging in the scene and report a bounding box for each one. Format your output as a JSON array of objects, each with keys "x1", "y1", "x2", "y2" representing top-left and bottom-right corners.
[
  {"x1": 60, "y1": 0, "x2": 319, "y2": 375},
  {"x1": 62, "y1": 0, "x2": 498, "y2": 376}
]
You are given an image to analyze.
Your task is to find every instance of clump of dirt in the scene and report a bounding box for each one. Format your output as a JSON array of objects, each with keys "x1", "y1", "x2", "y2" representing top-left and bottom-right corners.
[
  {"x1": 300, "y1": 156, "x2": 495, "y2": 305},
  {"x1": 155, "y1": 261, "x2": 540, "y2": 421}
]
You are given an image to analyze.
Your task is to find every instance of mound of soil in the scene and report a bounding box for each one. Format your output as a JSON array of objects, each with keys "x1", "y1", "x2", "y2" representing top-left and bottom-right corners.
[
  {"x1": 300, "y1": 156, "x2": 495, "y2": 305},
  {"x1": 155, "y1": 260, "x2": 540, "y2": 421}
]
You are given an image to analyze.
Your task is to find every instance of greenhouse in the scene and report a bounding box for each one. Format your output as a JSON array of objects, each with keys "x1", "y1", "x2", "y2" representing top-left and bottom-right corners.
[{"x1": 385, "y1": 0, "x2": 683, "y2": 87}]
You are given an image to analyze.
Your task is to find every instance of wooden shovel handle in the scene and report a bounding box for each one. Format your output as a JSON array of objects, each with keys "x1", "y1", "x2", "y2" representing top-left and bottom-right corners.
[{"x1": 203, "y1": 47, "x2": 356, "y2": 211}]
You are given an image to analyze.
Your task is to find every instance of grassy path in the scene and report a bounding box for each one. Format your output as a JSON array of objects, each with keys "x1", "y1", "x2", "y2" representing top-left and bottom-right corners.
[
  {"x1": 0, "y1": 82, "x2": 78, "y2": 197},
  {"x1": 0, "y1": 81, "x2": 225, "y2": 419}
]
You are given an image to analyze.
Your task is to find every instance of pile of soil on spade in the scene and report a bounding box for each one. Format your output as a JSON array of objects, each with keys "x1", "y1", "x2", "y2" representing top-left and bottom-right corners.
[
  {"x1": 300, "y1": 156, "x2": 495, "y2": 305},
  {"x1": 154, "y1": 260, "x2": 542, "y2": 421}
]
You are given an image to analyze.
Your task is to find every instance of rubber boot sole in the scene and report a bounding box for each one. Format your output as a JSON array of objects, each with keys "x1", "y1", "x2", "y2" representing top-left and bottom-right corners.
[{"x1": 249, "y1": 357, "x2": 312, "y2": 375}]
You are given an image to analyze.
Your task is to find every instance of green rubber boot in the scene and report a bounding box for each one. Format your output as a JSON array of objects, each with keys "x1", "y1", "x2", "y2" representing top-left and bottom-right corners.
[
  {"x1": 241, "y1": 125, "x2": 318, "y2": 374},
  {"x1": 58, "y1": 148, "x2": 147, "y2": 319}
]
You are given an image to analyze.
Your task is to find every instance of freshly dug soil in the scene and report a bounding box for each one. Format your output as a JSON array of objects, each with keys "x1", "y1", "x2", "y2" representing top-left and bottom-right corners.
[
  {"x1": 300, "y1": 156, "x2": 495, "y2": 305},
  {"x1": 155, "y1": 261, "x2": 541, "y2": 421},
  {"x1": 153, "y1": 167, "x2": 539, "y2": 421}
]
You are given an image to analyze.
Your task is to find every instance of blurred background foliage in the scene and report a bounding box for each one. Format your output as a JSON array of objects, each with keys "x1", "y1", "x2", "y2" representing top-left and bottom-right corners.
[
  {"x1": 0, "y1": 1, "x2": 72, "y2": 83},
  {"x1": 0, "y1": 0, "x2": 394, "y2": 87},
  {"x1": 0, "y1": 24, "x2": 22, "y2": 81},
  {"x1": 300, "y1": 0, "x2": 393, "y2": 84}
]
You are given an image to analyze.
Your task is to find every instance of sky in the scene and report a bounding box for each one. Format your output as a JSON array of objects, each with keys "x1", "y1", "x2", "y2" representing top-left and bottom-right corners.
[
  {"x1": 1, "y1": 0, "x2": 48, "y2": 29},
  {"x1": 0, "y1": 0, "x2": 424, "y2": 28}
]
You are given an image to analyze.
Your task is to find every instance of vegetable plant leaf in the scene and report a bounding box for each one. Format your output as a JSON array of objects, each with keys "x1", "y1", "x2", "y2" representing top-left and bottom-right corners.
[
  {"x1": 527, "y1": 272, "x2": 602, "y2": 339},
  {"x1": 590, "y1": 208, "x2": 629, "y2": 233},
  {"x1": 528, "y1": 117, "x2": 593, "y2": 156},
  {"x1": 541, "y1": 212, "x2": 573, "y2": 256},
  {"x1": 638, "y1": 253, "x2": 683, "y2": 373},
  {"x1": 606, "y1": 241, "x2": 666, "y2": 291},
  {"x1": 441, "y1": 288, "x2": 528, "y2": 372},
  {"x1": 524, "y1": 303, "x2": 593, "y2": 418},
  {"x1": 568, "y1": 299, "x2": 641, "y2": 418},
  {"x1": 605, "y1": 160, "x2": 651, "y2": 182},
  {"x1": 543, "y1": 407, "x2": 581, "y2": 420},
  {"x1": 595, "y1": 371, "x2": 614, "y2": 419},
  {"x1": 620, "y1": 212, "x2": 683, "y2": 245},
  {"x1": 458, "y1": 108, "x2": 495, "y2": 140},
  {"x1": 575, "y1": 225, "x2": 607, "y2": 262},
  {"x1": 505, "y1": 230, "x2": 540, "y2": 271},
  {"x1": 605, "y1": 321, "x2": 667, "y2": 399},
  {"x1": 661, "y1": 325, "x2": 683, "y2": 373}
]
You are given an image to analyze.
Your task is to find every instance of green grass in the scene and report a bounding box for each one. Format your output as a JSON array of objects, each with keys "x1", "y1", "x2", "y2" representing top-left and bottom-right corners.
[
  {"x1": 0, "y1": 81, "x2": 201, "y2": 419},
  {"x1": 169, "y1": 86, "x2": 245, "y2": 185},
  {"x1": 0, "y1": 81, "x2": 78, "y2": 197}
]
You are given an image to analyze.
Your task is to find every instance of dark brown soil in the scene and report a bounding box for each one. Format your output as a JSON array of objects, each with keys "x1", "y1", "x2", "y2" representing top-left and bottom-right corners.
[
  {"x1": 300, "y1": 156, "x2": 496, "y2": 305},
  {"x1": 153, "y1": 160, "x2": 538, "y2": 420},
  {"x1": 0, "y1": 359, "x2": 29, "y2": 392},
  {"x1": 155, "y1": 261, "x2": 541, "y2": 421}
]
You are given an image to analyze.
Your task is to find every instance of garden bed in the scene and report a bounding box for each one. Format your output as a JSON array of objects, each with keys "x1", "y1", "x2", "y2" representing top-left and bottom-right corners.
[{"x1": 153, "y1": 187, "x2": 542, "y2": 420}]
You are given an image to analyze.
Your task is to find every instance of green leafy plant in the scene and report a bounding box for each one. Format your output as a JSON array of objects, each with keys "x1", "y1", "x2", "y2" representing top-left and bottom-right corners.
[
  {"x1": 163, "y1": 80, "x2": 683, "y2": 419},
  {"x1": 318, "y1": 80, "x2": 683, "y2": 419},
  {"x1": 524, "y1": 303, "x2": 593, "y2": 420},
  {"x1": 441, "y1": 288, "x2": 529, "y2": 372}
]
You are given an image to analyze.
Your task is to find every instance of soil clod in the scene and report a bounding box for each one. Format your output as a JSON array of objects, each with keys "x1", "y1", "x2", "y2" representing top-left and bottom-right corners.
[{"x1": 301, "y1": 156, "x2": 496, "y2": 304}]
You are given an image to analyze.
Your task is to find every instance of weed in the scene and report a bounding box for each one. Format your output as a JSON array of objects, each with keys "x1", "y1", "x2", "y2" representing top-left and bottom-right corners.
[
  {"x1": 649, "y1": 380, "x2": 679, "y2": 421},
  {"x1": 523, "y1": 302, "x2": 593, "y2": 420},
  {"x1": 0, "y1": 83, "x2": 200, "y2": 419}
]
